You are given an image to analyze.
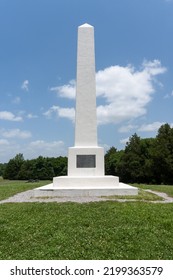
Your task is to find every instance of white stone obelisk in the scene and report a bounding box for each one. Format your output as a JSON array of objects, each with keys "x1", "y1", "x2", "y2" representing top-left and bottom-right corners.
[
  {"x1": 68, "y1": 23, "x2": 105, "y2": 177},
  {"x1": 35, "y1": 23, "x2": 138, "y2": 196},
  {"x1": 75, "y1": 23, "x2": 97, "y2": 147}
]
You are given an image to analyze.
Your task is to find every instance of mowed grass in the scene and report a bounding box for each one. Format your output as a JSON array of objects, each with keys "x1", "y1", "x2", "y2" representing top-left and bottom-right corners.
[
  {"x1": 133, "y1": 184, "x2": 173, "y2": 197},
  {"x1": 0, "y1": 178, "x2": 51, "y2": 201},
  {"x1": 0, "y1": 179, "x2": 173, "y2": 260},
  {"x1": 0, "y1": 202, "x2": 173, "y2": 260},
  {"x1": 101, "y1": 189, "x2": 163, "y2": 201}
]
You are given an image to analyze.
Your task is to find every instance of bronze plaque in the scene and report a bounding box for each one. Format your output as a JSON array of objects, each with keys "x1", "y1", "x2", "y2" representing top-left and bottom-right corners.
[{"x1": 77, "y1": 155, "x2": 96, "y2": 168}]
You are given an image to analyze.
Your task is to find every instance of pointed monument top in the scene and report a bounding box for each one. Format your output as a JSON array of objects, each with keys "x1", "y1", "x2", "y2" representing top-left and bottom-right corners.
[{"x1": 79, "y1": 23, "x2": 93, "y2": 28}]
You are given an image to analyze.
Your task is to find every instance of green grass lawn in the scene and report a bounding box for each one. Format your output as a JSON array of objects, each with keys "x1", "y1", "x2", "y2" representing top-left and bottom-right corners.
[
  {"x1": 101, "y1": 189, "x2": 163, "y2": 201},
  {"x1": 0, "y1": 202, "x2": 173, "y2": 260},
  {"x1": 133, "y1": 184, "x2": 173, "y2": 197},
  {"x1": 0, "y1": 179, "x2": 173, "y2": 260},
  {"x1": 0, "y1": 178, "x2": 51, "y2": 201}
]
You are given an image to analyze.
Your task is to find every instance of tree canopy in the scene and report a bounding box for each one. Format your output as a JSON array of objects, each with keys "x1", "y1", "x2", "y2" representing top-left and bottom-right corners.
[{"x1": 3, "y1": 155, "x2": 67, "y2": 180}]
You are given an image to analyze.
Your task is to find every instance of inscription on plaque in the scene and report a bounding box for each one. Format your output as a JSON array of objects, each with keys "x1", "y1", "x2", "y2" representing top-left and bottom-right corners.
[{"x1": 77, "y1": 155, "x2": 96, "y2": 168}]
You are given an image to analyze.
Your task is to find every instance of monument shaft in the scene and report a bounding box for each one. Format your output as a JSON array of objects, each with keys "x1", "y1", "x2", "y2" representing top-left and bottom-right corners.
[
  {"x1": 75, "y1": 23, "x2": 97, "y2": 146},
  {"x1": 68, "y1": 23, "x2": 104, "y2": 176}
]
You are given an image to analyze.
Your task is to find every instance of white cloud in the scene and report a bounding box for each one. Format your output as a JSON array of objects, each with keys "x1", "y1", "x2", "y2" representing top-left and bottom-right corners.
[
  {"x1": 50, "y1": 80, "x2": 76, "y2": 99},
  {"x1": 0, "y1": 129, "x2": 32, "y2": 139},
  {"x1": 120, "y1": 137, "x2": 129, "y2": 145},
  {"x1": 142, "y1": 60, "x2": 166, "y2": 75},
  {"x1": 164, "y1": 90, "x2": 173, "y2": 99},
  {"x1": 0, "y1": 111, "x2": 22, "y2": 121},
  {"x1": 27, "y1": 113, "x2": 38, "y2": 119},
  {"x1": 0, "y1": 139, "x2": 15, "y2": 163},
  {"x1": 44, "y1": 106, "x2": 75, "y2": 122},
  {"x1": 49, "y1": 60, "x2": 166, "y2": 125},
  {"x1": 21, "y1": 80, "x2": 29, "y2": 91},
  {"x1": 119, "y1": 124, "x2": 138, "y2": 133},
  {"x1": 96, "y1": 60, "x2": 166, "y2": 124},
  {"x1": 0, "y1": 138, "x2": 66, "y2": 163},
  {"x1": 119, "y1": 121, "x2": 166, "y2": 134},
  {"x1": 138, "y1": 122, "x2": 165, "y2": 132},
  {"x1": 24, "y1": 140, "x2": 66, "y2": 159},
  {"x1": 0, "y1": 139, "x2": 9, "y2": 145}
]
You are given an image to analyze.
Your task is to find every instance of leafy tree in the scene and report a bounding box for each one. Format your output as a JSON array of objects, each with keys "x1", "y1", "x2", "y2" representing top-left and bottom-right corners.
[
  {"x1": 105, "y1": 147, "x2": 124, "y2": 176},
  {"x1": 117, "y1": 133, "x2": 144, "y2": 183},
  {"x1": 0, "y1": 163, "x2": 6, "y2": 177},
  {"x1": 18, "y1": 160, "x2": 35, "y2": 180},
  {"x1": 3, "y1": 153, "x2": 24, "y2": 179},
  {"x1": 139, "y1": 138, "x2": 156, "y2": 184},
  {"x1": 32, "y1": 156, "x2": 55, "y2": 180},
  {"x1": 152, "y1": 123, "x2": 173, "y2": 184},
  {"x1": 51, "y1": 156, "x2": 67, "y2": 176}
]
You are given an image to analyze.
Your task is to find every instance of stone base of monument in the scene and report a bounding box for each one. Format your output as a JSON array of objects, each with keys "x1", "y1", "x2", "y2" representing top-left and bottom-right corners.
[{"x1": 34, "y1": 176, "x2": 138, "y2": 197}]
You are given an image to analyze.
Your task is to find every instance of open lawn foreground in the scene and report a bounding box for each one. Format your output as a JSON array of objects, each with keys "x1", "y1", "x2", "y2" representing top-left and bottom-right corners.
[
  {"x1": 0, "y1": 180, "x2": 173, "y2": 260},
  {"x1": 0, "y1": 202, "x2": 173, "y2": 260}
]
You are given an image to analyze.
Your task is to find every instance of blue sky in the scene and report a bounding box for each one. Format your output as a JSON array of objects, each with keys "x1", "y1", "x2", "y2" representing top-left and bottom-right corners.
[{"x1": 0, "y1": 0, "x2": 173, "y2": 163}]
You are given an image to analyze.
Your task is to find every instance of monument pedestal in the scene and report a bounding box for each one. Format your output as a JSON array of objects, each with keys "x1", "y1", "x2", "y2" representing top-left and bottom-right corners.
[
  {"x1": 35, "y1": 146, "x2": 138, "y2": 197},
  {"x1": 68, "y1": 146, "x2": 105, "y2": 176},
  {"x1": 34, "y1": 181, "x2": 138, "y2": 197}
]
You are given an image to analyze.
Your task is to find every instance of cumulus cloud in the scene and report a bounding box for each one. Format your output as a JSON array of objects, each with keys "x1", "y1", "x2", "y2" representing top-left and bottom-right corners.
[
  {"x1": 138, "y1": 122, "x2": 165, "y2": 132},
  {"x1": 96, "y1": 60, "x2": 166, "y2": 124},
  {"x1": 21, "y1": 80, "x2": 29, "y2": 91},
  {"x1": 119, "y1": 124, "x2": 138, "y2": 133},
  {"x1": 44, "y1": 106, "x2": 75, "y2": 122},
  {"x1": 119, "y1": 121, "x2": 166, "y2": 133},
  {"x1": 0, "y1": 139, "x2": 66, "y2": 163},
  {"x1": 0, "y1": 128, "x2": 32, "y2": 139},
  {"x1": 50, "y1": 80, "x2": 76, "y2": 99},
  {"x1": 0, "y1": 111, "x2": 22, "y2": 121},
  {"x1": 24, "y1": 140, "x2": 66, "y2": 159},
  {"x1": 0, "y1": 139, "x2": 18, "y2": 163},
  {"x1": 48, "y1": 60, "x2": 166, "y2": 125}
]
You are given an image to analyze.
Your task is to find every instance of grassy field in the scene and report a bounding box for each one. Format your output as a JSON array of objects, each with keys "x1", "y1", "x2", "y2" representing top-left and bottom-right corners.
[
  {"x1": 0, "y1": 202, "x2": 173, "y2": 260},
  {"x1": 0, "y1": 179, "x2": 173, "y2": 260},
  {"x1": 133, "y1": 183, "x2": 173, "y2": 197},
  {"x1": 0, "y1": 178, "x2": 51, "y2": 201}
]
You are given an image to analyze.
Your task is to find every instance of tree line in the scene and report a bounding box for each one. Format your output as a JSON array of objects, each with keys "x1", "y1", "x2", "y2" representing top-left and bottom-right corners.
[
  {"x1": 1, "y1": 155, "x2": 67, "y2": 180},
  {"x1": 1, "y1": 123, "x2": 173, "y2": 184}
]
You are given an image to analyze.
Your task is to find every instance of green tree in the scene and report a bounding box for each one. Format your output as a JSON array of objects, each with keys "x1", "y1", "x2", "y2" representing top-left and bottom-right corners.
[
  {"x1": 105, "y1": 147, "x2": 124, "y2": 176},
  {"x1": 0, "y1": 163, "x2": 6, "y2": 177},
  {"x1": 18, "y1": 160, "x2": 35, "y2": 180},
  {"x1": 118, "y1": 134, "x2": 144, "y2": 183},
  {"x1": 152, "y1": 123, "x2": 173, "y2": 184},
  {"x1": 32, "y1": 156, "x2": 55, "y2": 180},
  {"x1": 139, "y1": 138, "x2": 156, "y2": 184},
  {"x1": 51, "y1": 156, "x2": 67, "y2": 176},
  {"x1": 3, "y1": 154, "x2": 24, "y2": 179}
]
